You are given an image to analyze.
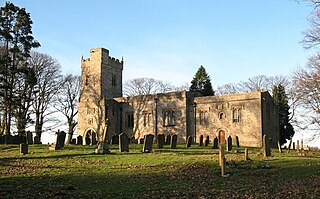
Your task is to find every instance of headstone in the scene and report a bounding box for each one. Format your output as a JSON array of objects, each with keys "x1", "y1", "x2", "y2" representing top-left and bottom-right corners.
[
  {"x1": 119, "y1": 133, "x2": 129, "y2": 152},
  {"x1": 199, "y1": 135, "x2": 203, "y2": 146},
  {"x1": 77, "y1": 135, "x2": 83, "y2": 145},
  {"x1": 33, "y1": 136, "x2": 40, "y2": 144},
  {"x1": 95, "y1": 123, "x2": 110, "y2": 154},
  {"x1": 26, "y1": 131, "x2": 33, "y2": 144},
  {"x1": 20, "y1": 143, "x2": 28, "y2": 155},
  {"x1": 235, "y1": 136, "x2": 240, "y2": 147},
  {"x1": 244, "y1": 148, "x2": 249, "y2": 161},
  {"x1": 157, "y1": 134, "x2": 165, "y2": 149},
  {"x1": 301, "y1": 139, "x2": 304, "y2": 150},
  {"x1": 143, "y1": 134, "x2": 154, "y2": 153},
  {"x1": 292, "y1": 142, "x2": 295, "y2": 150},
  {"x1": 71, "y1": 138, "x2": 76, "y2": 144},
  {"x1": 0, "y1": 135, "x2": 4, "y2": 144},
  {"x1": 278, "y1": 141, "x2": 282, "y2": 153},
  {"x1": 49, "y1": 131, "x2": 66, "y2": 150},
  {"x1": 212, "y1": 137, "x2": 219, "y2": 149},
  {"x1": 226, "y1": 136, "x2": 232, "y2": 151},
  {"x1": 85, "y1": 136, "x2": 90, "y2": 145},
  {"x1": 139, "y1": 138, "x2": 144, "y2": 144},
  {"x1": 287, "y1": 139, "x2": 292, "y2": 153},
  {"x1": 165, "y1": 135, "x2": 171, "y2": 145},
  {"x1": 186, "y1": 136, "x2": 192, "y2": 148},
  {"x1": 111, "y1": 135, "x2": 119, "y2": 145},
  {"x1": 204, "y1": 136, "x2": 209, "y2": 147},
  {"x1": 170, "y1": 134, "x2": 177, "y2": 149},
  {"x1": 91, "y1": 132, "x2": 97, "y2": 145},
  {"x1": 263, "y1": 135, "x2": 271, "y2": 157}
]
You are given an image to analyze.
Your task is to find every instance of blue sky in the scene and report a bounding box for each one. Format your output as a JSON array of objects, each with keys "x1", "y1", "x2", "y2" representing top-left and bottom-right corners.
[{"x1": 5, "y1": 0, "x2": 315, "y2": 88}]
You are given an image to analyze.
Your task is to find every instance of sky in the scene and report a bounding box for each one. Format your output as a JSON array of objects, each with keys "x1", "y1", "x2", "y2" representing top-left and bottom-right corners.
[{"x1": 3, "y1": 0, "x2": 319, "y2": 146}]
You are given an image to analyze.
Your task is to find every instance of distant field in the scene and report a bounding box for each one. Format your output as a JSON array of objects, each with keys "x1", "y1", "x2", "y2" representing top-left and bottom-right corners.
[{"x1": 0, "y1": 144, "x2": 319, "y2": 198}]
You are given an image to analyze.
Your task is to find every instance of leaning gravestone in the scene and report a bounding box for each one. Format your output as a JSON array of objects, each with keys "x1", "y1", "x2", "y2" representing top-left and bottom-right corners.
[
  {"x1": 143, "y1": 134, "x2": 154, "y2": 153},
  {"x1": 204, "y1": 136, "x2": 209, "y2": 147},
  {"x1": 95, "y1": 122, "x2": 110, "y2": 154},
  {"x1": 263, "y1": 134, "x2": 271, "y2": 157},
  {"x1": 77, "y1": 135, "x2": 83, "y2": 145},
  {"x1": 186, "y1": 136, "x2": 192, "y2": 148},
  {"x1": 157, "y1": 134, "x2": 164, "y2": 149},
  {"x1": 165, "y1": 135, "x2": 171, "y2": 145},
  {"x1": 20, "y1": 143, "x2": 28, "y2": 155},
  {"x1": 170, "y1": 134, "x2": 177, "y2": 149},
  {"x1": 119, "y1": 133, "x2": 129, "y2": 152},
  {"x1": 227, "y1": 136, "x2": 232, "y2": 151},
  {"x1": 212, "y1": 137, "x2": 219, "y2": 149},
  {"x1": 199, "y1": 135, "x2": 204, "y2": 146}
]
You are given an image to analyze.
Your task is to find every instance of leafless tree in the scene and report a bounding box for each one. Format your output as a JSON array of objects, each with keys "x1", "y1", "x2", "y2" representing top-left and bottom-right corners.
[
  {"x1": 54, "y1": 74, "x2": 81, "y2": 144},
  {"x1": 29, "y1": 51, "x2": 62, "y2": 142},
  {"x1": 123, "y1": 78, "x2": 174, "y2": 96},
  {"x1": 292, "y1": 53, "x2": 320, "y2": 140}
]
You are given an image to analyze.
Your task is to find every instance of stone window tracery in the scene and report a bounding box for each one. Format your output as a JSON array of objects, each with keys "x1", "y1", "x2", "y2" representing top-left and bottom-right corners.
[{"x1": 163, "y1": 110, "x2": 175, "y2": 127}]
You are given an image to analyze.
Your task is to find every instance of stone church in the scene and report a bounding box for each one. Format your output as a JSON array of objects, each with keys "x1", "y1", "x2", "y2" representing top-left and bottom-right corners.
[{"x1": 77, "y1": 47, "x2": 279, "y2": 147}]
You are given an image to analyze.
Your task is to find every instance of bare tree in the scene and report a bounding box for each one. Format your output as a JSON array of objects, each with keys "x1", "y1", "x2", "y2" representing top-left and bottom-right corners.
[
  {"x1": 54, "y1": 74, "x2": 81, "y2": 144},
  {"x1": 123, "y1": 78, "x2": 174, "y2": 96},
  {"x1": 29, "y1": 51, "x2": 62, "y2": 142},
  {"x1": 293, "y1": 53, "x2": 320, "y2": 140}
]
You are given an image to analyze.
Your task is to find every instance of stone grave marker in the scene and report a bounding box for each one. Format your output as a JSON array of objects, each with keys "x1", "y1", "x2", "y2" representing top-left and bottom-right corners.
[
  {"x1": 226, "y1": 136, "x2": 232, "y2": 151},
  {"x1": 204, "y1": 136, "x2": 209, "y2": 147},
  {"x1": 91, "y1": 132, "x2": 97, "y2": 145},
  {"x1": 33, "y1": 136, "x2": 40, "y2": 144},
  {"x1": 292, "y1": 142, "x2": 295, "y2": 150},
  {"x1": 95, "y1": 123, "x2": 110, "y2": 154},
  {"x1": 199, "y1": 135, "x2": 203, "y2": 146},
  {"x1": 301, "y1": 139, "x2": 304, "y2": 150},
  {"x1": 26, "y1": 131, "x2": 33, "y2": 144},
  {"x1": 263, "y1": 135, "x2": 271, "y2": 157},
  {"x1": 296, "y1": 140, "x2": 300, "y2": 151},
  {"x1": 20, "y1": 143, "x2": 28, "y2": 155},
  {"x1": 49, "y1": 131, "x2": 64, "y2": 150},
  {"x1": 157, "y1": 134, "x2": 164, "y2": 149},
  {"x1": 143, "y1": 134, "x2": 154, "y2": 153},
  {"x1": 165, "y1": 135, "x2": 171, "y2": 145},
  {"x1": 186, "y1": 136, "x2": 192, "y2": 148},
  {"x1": 244, "y1": 148, "x2": 249, "y2": 161},
  {"x1": 119, "y1": 133, "x2": 129, "y2": 152},
  {"x1": 170, "y1": 134, "x2": 177, "y2": 149},
  {"x1": 212, "y1": 137, "x2": 219, "y2": 149},
  {"x1": 235, "y1": 136, "x2": 240, "y2": 147},
  {"x1": 139, "y1": 138, "x2": 144, "y2": 144},
  {"x1": 71, "y1": 138, "x2": 76, "y2": 144},
  {"x1": 77, "y1": 135, "x2": 83, "y2": 145}
]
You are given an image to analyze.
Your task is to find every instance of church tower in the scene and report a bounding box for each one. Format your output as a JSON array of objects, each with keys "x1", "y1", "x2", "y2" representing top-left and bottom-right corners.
[{"x1": 77, "y1": 48, "x2": 123, "y2": 144}]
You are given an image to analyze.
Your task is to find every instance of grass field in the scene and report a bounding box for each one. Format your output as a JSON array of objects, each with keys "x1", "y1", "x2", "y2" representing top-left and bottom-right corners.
[{"x1": 0, "y1": 144, "x2": 319, "y2": 198}]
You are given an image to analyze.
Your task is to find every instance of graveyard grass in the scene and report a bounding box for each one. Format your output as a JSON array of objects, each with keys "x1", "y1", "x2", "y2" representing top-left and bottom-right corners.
[{"x1": 0, "y1": 144, "x2": 320, "y2": 198}]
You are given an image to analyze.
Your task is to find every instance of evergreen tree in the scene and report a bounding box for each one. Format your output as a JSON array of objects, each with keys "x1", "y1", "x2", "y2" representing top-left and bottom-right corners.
[
  {"x1": 189, "y1": 65, "x2": 215, "y2": 96},
  {"x1": 272, "y1": 84, "x2": 295, "y2": 145}
]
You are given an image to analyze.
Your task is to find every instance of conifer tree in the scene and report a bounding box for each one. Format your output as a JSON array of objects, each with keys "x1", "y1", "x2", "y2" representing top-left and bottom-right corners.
[
  {"x1": 189, "y1": 65, "x2": 215, "y2": 96},
  {"x1": 272, "y1": 84, "x2": 295, "y2": 145}
]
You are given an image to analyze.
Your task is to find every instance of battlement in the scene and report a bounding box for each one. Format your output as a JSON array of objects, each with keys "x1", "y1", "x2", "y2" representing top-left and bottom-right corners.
[{"x1": 81, "y1": 48, "x2": 123, "y2": 68}]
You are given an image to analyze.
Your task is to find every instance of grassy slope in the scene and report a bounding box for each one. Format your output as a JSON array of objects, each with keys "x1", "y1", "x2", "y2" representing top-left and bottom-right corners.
[{"x1": 0, "y1": 144, "x2": 319, "y2": 199}]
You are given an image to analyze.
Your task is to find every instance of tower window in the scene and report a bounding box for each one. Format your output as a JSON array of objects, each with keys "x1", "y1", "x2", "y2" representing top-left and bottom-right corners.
[
  {"x1": 85, "y1": 75, "x2": 90, "y2": 85},
  {"x1": 233, "y1": 109, "x2": 241, "y2": 123},
  {"x1": 200, "y1": 111, "x2": 209, "y2": 126},
  {"x1": 163, "y1": 110, "x2": 175, "y2": 127}
]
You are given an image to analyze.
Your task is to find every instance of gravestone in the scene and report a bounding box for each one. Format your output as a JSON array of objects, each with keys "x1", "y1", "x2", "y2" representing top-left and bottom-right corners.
[
  {"x1": 85, "y1": 136, "x2": 90, "y2": 145},
  {"x1": 143, "y1": 134, "x2": 154, "y2": 153},
  {"x1": 199, "y1": 135, "x2": 203, "y2": 146},
  {"x1": 204, "y1": 136, "x2": 209, "y2": 147},
  {"x1": 95, "y1": 123, "x2": 110, "y2": 154},
  {"x1": 170, "y1": 134, "x2": 177, "y2": 149},
  {"x1": 139, "y1": 138, "x2": 144, "y2": 144},
  {"x1": 111, "y1": 135, "x2": 119, "y2": 145},
  {"x1": 292, "y1": 142, "x2": 295, "y2": 150},
  {"x1": 91, "y1": 132, "x2": 97, "y2": 145},
  {"x1": 212, "y1": 137, "x2": 219, "y2": 149},
  {"x1": 263, "y1": 135, "x2": 271, "y2": 157},
  {"x1": 77, "y1": 135, "x2": 83, "y2": 145},
  {"x1": 20, "y1": 143, "x2": 28, "y2": 155},
  {"x1": 119, "y1": 133, "x2": 129, "y2": 152},
  {"x1": 165, "y1": 135, "x2": 171, "y2": 145},
  {"x1": 157, "y1": 134, "x2": 165, "y2": 149},
  {"x1": 301, "y1": 139, "x2": 304, "y2": 150},
  {"x1": 26, "y1": 131, "x2": 33, "y2": 144},
  {"x1": 49, "y1": 131, "x2": 66, "y2": 150},
  {"x1": 226, "y1": 136, "x2": 232, "y2": 151},
  {"x1": 244, "y1": 148, "x2": 249, "y2": 161},
  {"x1": 186, "y1": 136, "x2": 192, "y2": 148},
  {"x1": 235, "y1": 136, "x2": 240, "y2": 147},
  {"x1": 71, "y1": 138, "x2": 76, "y2": 144},
  {"x1": 296, "y1": 140, "x2": 300, "y2": 151},
  {"x1": 33, "y1": 136, "x2": 40, "y2": 144}
]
